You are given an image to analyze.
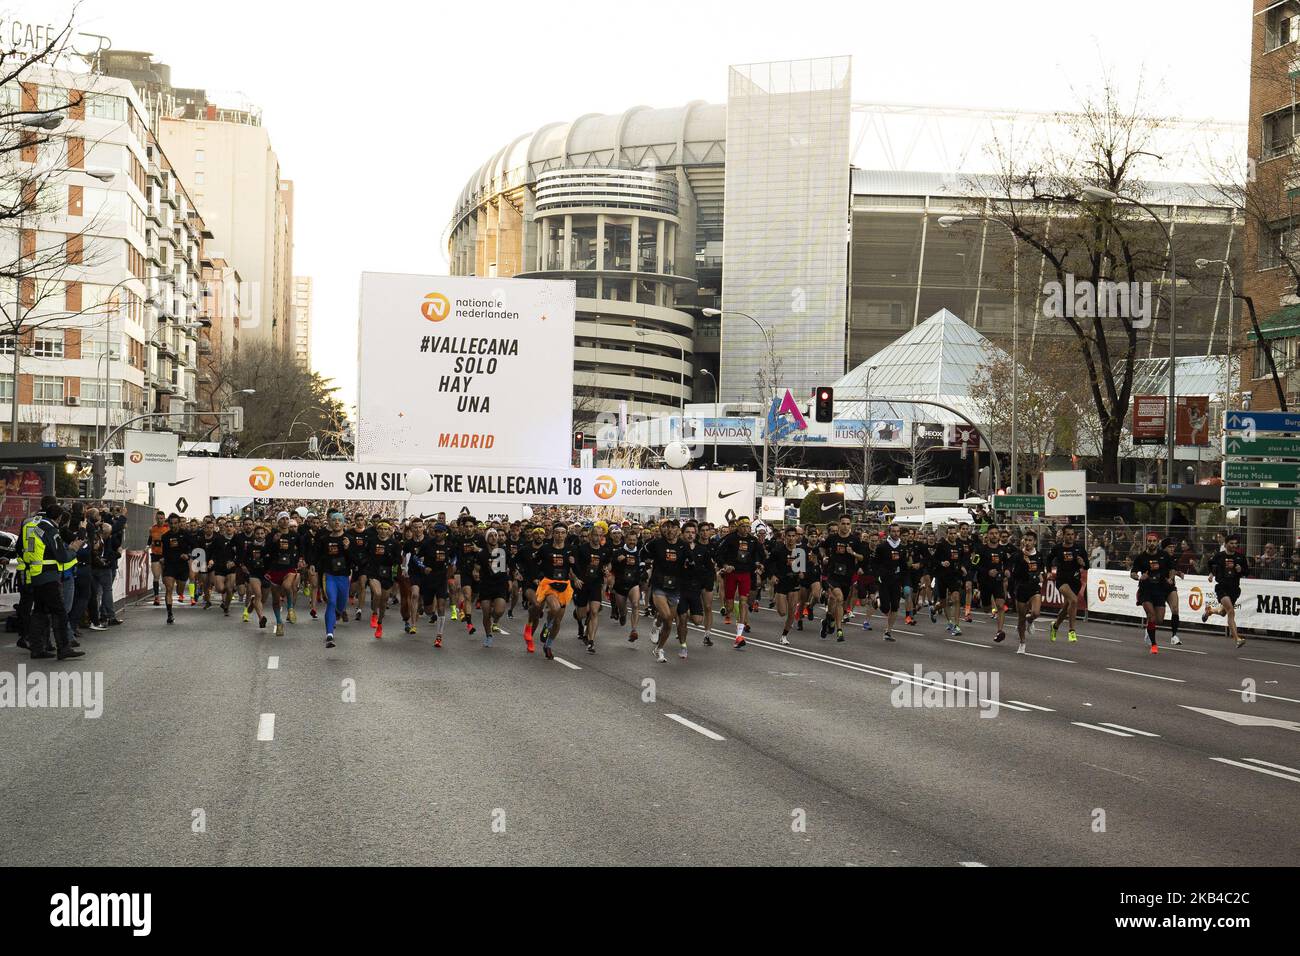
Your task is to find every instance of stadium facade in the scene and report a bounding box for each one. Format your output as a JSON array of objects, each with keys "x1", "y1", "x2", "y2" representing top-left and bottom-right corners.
[{"x1": 447, "y1": 57, "x2": 1244, "y2": 422}]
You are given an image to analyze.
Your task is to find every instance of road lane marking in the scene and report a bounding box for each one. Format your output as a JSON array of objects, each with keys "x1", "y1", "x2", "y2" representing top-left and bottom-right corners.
[
  {"x1": 1240, "y1": 657, "x2": 1300, "y2": 669},
  {"x1": 1210, "y1": 758, "x2": 1300, "y2": 784},
  {"x1": 1245, "y1": 758, "x2": 1300, "y2": 774},
  {"x1": 958, "y1": 861, "x2": 987, "y2": 867},
  {"x1": 665, "y1": 714, "x2": 724, "y2": 741},
  {"x1": 1083, "y1": 634, "x2": 1124, "y2": 643},
  {"x1": 1098, "y1": 722, "x2": 1160, "y2": 737},
  {"x1": 1022, "y1": 652, "x2": 1076, "y2": 664},
  {"x1": 1226, "y1": 689, "x2": 1300, "y2": 704},
  {"x1": 1162, "y1": 645, "x2": 1208, "y2": 655},
  {"x1": 256, "y1": 713, "x2": 275, "y2": 741},
  {"x1": 1107, "y1": 668, "x2": 1185, "y2": 683},
  {"x1": 1008, "y1": 700, "x2": 1055, "y2": 712},
  {"x1": 946, "y1": 639, "x2": 989, "y2": 648},
  {"x1": 1072, "y1": 721, "x2": 1133, "y2": 737},
  {"x1": 552, "y1": 656, "x2": 582, "y2": 670},
  {"x1": 267, "y1": 656, "x2": 279, "y2": 670}
]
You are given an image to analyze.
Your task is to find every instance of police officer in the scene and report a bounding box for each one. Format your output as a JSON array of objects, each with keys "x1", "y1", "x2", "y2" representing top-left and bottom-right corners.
[{"x1": 20, "y1": 496, "x2": 86, "y2": 660}]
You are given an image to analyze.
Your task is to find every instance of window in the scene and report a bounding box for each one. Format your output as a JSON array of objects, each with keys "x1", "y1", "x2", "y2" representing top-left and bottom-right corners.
[
  {"x1": 195, "y1": 150, "x2": 205, "y2": 163},
  {"x1": 1255, "y1": 337, "x2": 1299, "y2": 380},
  {"x1": 0, "y1": 372, "x2": 11, "y2": 404},
  {"x1": 33, "y1": 332, "x2": 63, "y2": 358},
  {"x1": 0, "y1": 336, "x2": 13, "y2": 355},
  {"x1": 194, "y1": 172, "x2": 205, "y2": 185},
  {"x1": 80, "y1": 380, "x2": 122, "y2": 408},
  {"x1": 33, "y1": 375, "x2": 63, "y2": 405},
  {"x1": 1260, "y1": 222, "x2": 1296, "y2": 270},
  {"x1": 84, "y1": 92, "x2": 126, "y2": 121},
  {"x1": 1262, "y1": 108, "x2": 1297, "y2": 161},
  {"x1": 1267, "y1": 4, "x2": 1300, "y2": 51}
]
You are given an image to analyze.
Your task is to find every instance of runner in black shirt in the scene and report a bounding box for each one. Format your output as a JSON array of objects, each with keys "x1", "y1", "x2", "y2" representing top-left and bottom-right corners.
[
  {"x1": 1047, "y1": 526, "x2": 1088, "y2": 644},
  {"x1": 930, "y1": 525, "x2": 966, "y2": 635},
  {"x1": 534, "y1": 523, "x2": 577, "y2": 659},
  {"x1": 265, "y1": 513, "x2": 301, "y2": 636},
  {"x1": 678, "y1": 522, "x2": 714, "y2": 645},
  {"x1": 872, "y1": 522, "x2": 906, "y2": 641},
  {"x1": 1008, "y1": 530, "x2": 1045, "y2": 653},
  {"x1": 1130, "y1": 532, "x2": 1174, "y2": 654},
  {"x1": 819, "y1": 516, "x2": 863, "y2": 642},
  {"x1": 981, "y1": 528, "x2": 1013, "y2": 643},
  {"x1": 517, "y1": 525, "x2": 548, "y2": 651},
  {"x1": 347, "y1": 514, "x2": 373, "y2": 622},
  {"x1": 717, "y1": 517, "x2": 762, "y2": 642},
  {"x1": 474, "y1": 528, "x2": 513, "y2": 647},
  {"x1": 416, "y1": 523, "x2": 456, "y2": 647},
  {"x1": 766, "y1": 527, "x2": 803, "y2": 643},
  {"x1": 240, "y1": 524, "x2": 271, "y2": 629},
  {"x1": 299, "y1": 513, "x2": 323, "y2": 621},
  {"x1": 364, "y1": 521, "x2": 402, "y2": 640},
  {"x1": 159, "y1": 514, "x2": 193, "y2": 624},
  {"x1": 571, "y1": 525, "x2": 608, "y2": 653},
  {"x1": 1204, "y1": 533, "x2": 1251, "y2": 647},
  {"x1": 609, "y1": 529, "x2": 644, "y2": 643},
  {"x1": 643, "y1": 519, "x2": 689, "y2": 661},
  {"x1": 319, "y1": 512, "x2": 354, "y2": 647}
]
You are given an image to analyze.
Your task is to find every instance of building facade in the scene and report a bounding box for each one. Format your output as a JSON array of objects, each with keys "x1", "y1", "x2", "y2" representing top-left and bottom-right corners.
[
  {"x1": 1, "y1": 67, "x2": 215, "y2": 449},
  {"x1": 449, "y1": 57, "x2": 1242, "y2": 425},
  {"x1": 292, "y1": 275, "x2": 312, "y2": 369}
]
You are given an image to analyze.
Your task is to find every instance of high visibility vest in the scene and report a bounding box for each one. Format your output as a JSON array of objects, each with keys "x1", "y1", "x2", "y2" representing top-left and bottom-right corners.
[{"x1": 20, "y1": 516, "x2": 75, "y2": 583}]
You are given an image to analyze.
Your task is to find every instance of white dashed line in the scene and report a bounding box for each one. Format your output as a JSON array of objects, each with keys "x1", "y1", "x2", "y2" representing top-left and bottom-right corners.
[
  {"x1": 267, "y1": 656, "x2": 279, "y2": 670},
  {"x1": 1098, "y1": 722, "x2": 1160, "y2": 737},
  {"x1": 1226, "y1": 689, "x2": 1300, "y2": 704},
  {"x1": 1072, "y1": 721, "x2": 1133, "y2": 738},
  {"x1": 1022, "y1": 652, "x2": 1076, "y2": 664},
  {"x1": 946, "y1": 639, "x2": 989, "y2": 648},
  {"x1": 256, "y1": 713, "x2": 275, "y2": 741},
  {"x1": 665, "y1": 713, "x2": 725, "y2": 741},
  {"x1": 1083, "y1": 633, "x2": 1124, "y2": 643},
  {"x1": 1007, "y1": 700, "x2": 1056, "y2": 712},
  {"x1": 1210, "y1": 758, "x2": 1300, "y2": 784},
  {"x1": 1244, "y1": 758, "x2": 1300, "y2": 775},
  {"x1": 958, "y1": 861, "x2": 988, "y2": 867},
  {"x1": 552, "y1": 656, "x2": 582, "y2": 670},
  {"x1": 1240, "y1": 657, "x2": 1300, "y2": 669},
  {"x1": 1107, "y1": 668, "x2": 1185, "y2": 683}
]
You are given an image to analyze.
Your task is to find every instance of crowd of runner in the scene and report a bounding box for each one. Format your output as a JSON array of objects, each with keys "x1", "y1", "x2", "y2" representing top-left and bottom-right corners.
[{"x1": 142, "y1": 508, "x2": 1256, "y2": 657}]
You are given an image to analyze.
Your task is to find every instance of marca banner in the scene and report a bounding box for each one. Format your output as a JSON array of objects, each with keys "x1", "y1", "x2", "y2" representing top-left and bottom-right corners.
[
  {"x1": 1132, "y1": 395, "x2": 1166, "y2": 446},
  {"x1": 356, "y1": 273, "x2": 575, "y2": 468},
  {"x1": 123, "y1": 430, "x2": 179, "y2": 484},
  {"x1": 1043, "y1": 470, "x2": 1086, "y2": 517},
  {"x1": 1088, "y1": 569, "x2": 1300, "y2": 634},
  {"x1": 1175, "y1": 396, "x2": 1211, "y2": 447},
  {"x1": 182, "y1": 458, "x2": 755, "y2": 513},
  {"x1": 894, "y1": 484, "x2": 926, "y2": 518}
]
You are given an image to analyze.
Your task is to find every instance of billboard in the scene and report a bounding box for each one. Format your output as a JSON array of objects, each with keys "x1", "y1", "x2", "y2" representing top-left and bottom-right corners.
[
  {"x1": 1175, "y1": 396, "x2": 1211, "y2": 447},
  {"x1": 356, "y1": 273, "x2": 575, "y2": 468},
  {"x1": 1043, "y1": 470, "x2": 1086, "y2": 517},
  {"x1": 894, "y1": 484, "x2": 926, "y2": 518},
  {"x1": 123, "y1": 430, "x2": 179, "y2": 484},
  {"x1": 1132, "y1": 394, "x2": 1166, "y2": 446}
]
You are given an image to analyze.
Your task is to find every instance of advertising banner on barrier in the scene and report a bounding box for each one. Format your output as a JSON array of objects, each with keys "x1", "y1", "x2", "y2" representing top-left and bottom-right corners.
[
  {"x1": 356, "y1": 273, "x2": 575, "y2": 468},
  {"x1": 1088, "y1": 569, "x2": 1300, "y2": 633},
  {"x1": 173, "y1": 458, "x2": 755, "y2": 514}
]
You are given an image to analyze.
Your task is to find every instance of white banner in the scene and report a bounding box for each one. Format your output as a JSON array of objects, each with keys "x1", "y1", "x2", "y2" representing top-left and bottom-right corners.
[
  {"x1": 123, "y1": 430, "x2": 178, "y2": 485},
  {"x1": 1043, "y1": 470, "x2": 1087, "y2": 517},
  {"x1": 894, "y1": 484, "x2": 926, "y2": 518},
  {"x1": 1088, "y1": 569, "x2": 1300, "y2": 633},
  {"x1": 760, "y1": 496, "x2": 785, "y2": 522},
  {"x1": 356, "y1": 273, "x2": 575, "y2": 468},
  {"x1": 172, "y1": 458, "x2": 755, "y2": 514}
]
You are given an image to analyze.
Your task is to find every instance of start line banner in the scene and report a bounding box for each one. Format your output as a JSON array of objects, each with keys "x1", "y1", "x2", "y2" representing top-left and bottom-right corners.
[
  {"x1": 178, "y1": 458, "x2": 755, "y2": 521},
  {"x1": 1088, "y1": 569, "x2": 1300, "y2": 636}
]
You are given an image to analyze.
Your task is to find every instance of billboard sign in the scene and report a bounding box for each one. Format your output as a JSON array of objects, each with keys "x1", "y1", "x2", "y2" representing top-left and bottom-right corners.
[
  {"x1": 1175, "y1": 396, "x2": 1211, "y2": 447},
  {"x1": 356, "y1": 273, "x2": 575, "y2": 467},
  {"x1": 123, "y1": 430, "x2": 179, "y2": 484},
  {"x1": 1132, "y1": 395, "x2": 1166, "y2": 446}
]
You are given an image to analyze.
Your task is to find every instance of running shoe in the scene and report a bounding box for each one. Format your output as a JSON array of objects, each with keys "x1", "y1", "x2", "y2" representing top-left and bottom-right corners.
[
  {"x1": 1067, "y1": 630, "x2": 1078, "y2": 643},
  {"x1": 836, "y1": 629, "x2": 845, "y2": 643},
  {"x1": 929, "y1": 605, "x2": 937, "y2": 623},
  {"x1": 654, "y1": 648, "x2": 667, "y2": 663},
  {"x1": 524, "y1": 624, "x2": 535, "y2": 653},
  {"x1": 627, "y1": 629, "x2": 638, "y2": 643},
  {"x1": 374, "y1": 624, "x2": 383, "y2": 639},
  {"x1": 310, "y1": 609, "x2": 318, "y2": 620},
  {"x1": 483, "y1": 634, "x2": 493, "y2": 648},
  {"x1": 166, "y1": 612, "x2": 174, "y2": 625},
  {"x1": 242, "y1": 607, "x2": 250, "y2": 622},
  {"x1": 287, "y1": 609, "x2": 296, "y2": 625},
  {"x1": 953, "y1": 625, "x2": 962, "y2": 636},
  {"x1": 354, "y1": 610, "x2": 362, "y2": 621},
  {"x1": 1201, "y1": 608, "x2": 1210, "y2": 623},
  {"x1": 734, "y1": 636, "x2": 746, "y2": 649},
  {"x1": 587, "y1": 640, "x2": 596, "y2": 654},
  {"x1": 884, "y1": 631, "x2": 895, "y2": 642},
  {"x1": 259, "y1": 617, "x2": 267, "y2": 629},
  {"x1": 678, "y1": 646, "x2": 688, "y2": 659},
  {"x1": 994, "y1": 631, "x2": 1005, "y2": 643},
  {"x1": 778, "y1": 635, "x2": 791, "y2": 645},
  {"x1": 1016, "y1": 643, "x2": 1026, "y2": 654},
  {"x1": 861, "y1": 619, "x2": 872, "y2": 631},
  {"x1": 275, "y1": 623, "x2": 285, "y2": 637},
  {"x1": 1170, "y1": 635, "x2": 1182, "y2": 646},
  {"x1": 1049, "y1": 624, "x2": 1058, "y2": 642},
  {"x1": 1235, "y1": 637, "x2": 1246, "y2": 648},
  {"x1": 370, "y1": 612, "x2": 378, "y2": 628},
  {"x1": 702, "y1": 634, "x2": 713, "y2": 646},
  {"x1": 434, "y1": 637, "x2": 442, "y2": 648},
  {"x1": 905, "y1": 614, "x2": 914, "y2": 626},
  {"x1": 1149, "y1": 643, "x2": 1159, "y2": 655},
  {"x1": 325, "y1": 634, "x2": 335, "y2": 649}
]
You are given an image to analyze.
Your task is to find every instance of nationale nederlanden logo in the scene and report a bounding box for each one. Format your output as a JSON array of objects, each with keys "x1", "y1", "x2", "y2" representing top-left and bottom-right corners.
[
  {"x1": 249, "y1": 466, "x2": 276, "y2": 492},
  {"x1": 421, "y1": 292, "x2": 451, "y2": 322},
  {"x1": 1047, "y1": 487, "x2": 1059, "y2": 500},
  {"x1": 129, "y1": 451, "x2": 143, "y2": 464},
  {"x1": 593, "y1": 475, "x2": 618, "y2": 499},
  {"x1": 1097, "y1": 579, "x2": 1109, "y2": 602}
]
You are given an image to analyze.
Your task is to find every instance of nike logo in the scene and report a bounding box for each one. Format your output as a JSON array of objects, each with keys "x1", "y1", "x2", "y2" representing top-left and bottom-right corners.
[
  {"x1": 168, "y1": 478, "x2": 194, "y2": 487},
  {"x1": 717, "y1": 490, "x2": 742, "y2": 499},
  {"x1": 821, "y1": 502, "x2": 841, "y2": 512}
]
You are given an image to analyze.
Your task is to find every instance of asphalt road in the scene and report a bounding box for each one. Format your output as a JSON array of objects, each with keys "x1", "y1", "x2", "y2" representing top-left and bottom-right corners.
[{"x1": 1, "y1": 593, "x2": 1298, "y2": 866}]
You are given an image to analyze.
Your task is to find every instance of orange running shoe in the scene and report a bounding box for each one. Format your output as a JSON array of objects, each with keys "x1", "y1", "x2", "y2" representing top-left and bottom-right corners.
[
  {"x1": 524, "y1": 624, "x2": 535, "y2": 653},
  {"x1": 433, "y1": 636, "x2": 442, "y2": 648},
  {"x1": 374, "y1": 624, "x2": 383, "y2": 639},
  {"x1": 370, "y1": 612, "x2": 378, "y2": 628},
  {"x1": 1149, "y1": 643, "x2": 1158, "y2": 655}
]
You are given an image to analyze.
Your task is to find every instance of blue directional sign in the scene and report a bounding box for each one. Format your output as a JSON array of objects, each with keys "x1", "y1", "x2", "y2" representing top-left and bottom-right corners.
[{"x1": 1224, "y1": 410, "x2": 1300, "y2": 433}]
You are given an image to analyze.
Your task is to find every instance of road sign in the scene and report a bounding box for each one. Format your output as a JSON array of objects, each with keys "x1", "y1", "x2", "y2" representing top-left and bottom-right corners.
[
  {"x1": 992, "y1": 494, "x2": 1045, "y2": 511},
  {"x1": 1221, "y1": 487, "x2": 1300, "y2": 508},
  {"x1": 1222, "y1": 460, "x2": 1300, "y2": 483},
  {"x1": 1224, "y1": 410, "x2": 1300, "y2": 433},
  {"x1": 1223, "y1": 435, "x2": 1300, "y2": 457}
]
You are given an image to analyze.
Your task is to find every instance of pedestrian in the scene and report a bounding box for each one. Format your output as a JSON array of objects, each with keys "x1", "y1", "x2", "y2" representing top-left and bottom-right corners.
[
  {"x1": 92, "y1": 522, "x2": 119, "y2": 627},
  {"x1": 19, "y1": 496, "x2": 86, "y2": 660}
]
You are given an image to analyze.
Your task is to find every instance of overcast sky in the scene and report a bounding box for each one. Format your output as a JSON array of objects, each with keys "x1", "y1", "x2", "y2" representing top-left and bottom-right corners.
[{"x1": 39, "y1": 0, "x2": 1250, "y2": 407}]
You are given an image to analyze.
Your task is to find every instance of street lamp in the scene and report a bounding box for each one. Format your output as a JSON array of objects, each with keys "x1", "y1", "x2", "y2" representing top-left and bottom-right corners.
[
  {"x1": 1081, "y1": 185, "x2": 1177, "y2": 526},
  {"x1": 702, "y1": 307, "x2": 776, "y2": 497},
  {"x1": 939, "y1": 213, "x2": 1020, "y2": 491},
  {"x1": 699, "y1": 368, "x2": 719, "y2": 466}
]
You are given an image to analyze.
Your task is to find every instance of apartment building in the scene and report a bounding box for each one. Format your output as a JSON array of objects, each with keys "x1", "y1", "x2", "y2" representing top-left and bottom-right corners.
[
  {"x1": 292, "y1": 275, "x2": 311, "y2": 370},
  {"x1": 1, "y1": 67, "x2": 216, "y2": 449}
]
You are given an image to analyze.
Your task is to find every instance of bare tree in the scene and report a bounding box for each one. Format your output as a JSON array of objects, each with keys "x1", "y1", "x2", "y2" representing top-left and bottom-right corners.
[{"x1": 974, "y1": 77, "x2": 1224, "y2": 482}]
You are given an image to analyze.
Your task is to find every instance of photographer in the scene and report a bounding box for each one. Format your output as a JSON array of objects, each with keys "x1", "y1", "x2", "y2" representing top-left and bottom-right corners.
[{"x1": 93, "y1": 521, "x2": 122, "y2": 627}]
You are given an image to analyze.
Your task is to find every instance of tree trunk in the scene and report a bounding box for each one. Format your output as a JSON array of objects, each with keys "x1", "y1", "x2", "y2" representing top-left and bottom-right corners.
[{"x1": 1099, "y1": 420, "x2": 1123, "y2": 484}]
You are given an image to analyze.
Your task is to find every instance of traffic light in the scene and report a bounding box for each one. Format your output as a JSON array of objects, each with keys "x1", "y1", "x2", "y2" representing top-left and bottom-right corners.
[
  {"x1": 91, "y1": 453, "x2": 106, "y2": 498},
  {"x1": 815, "y1": 386, "x2": 834, "y2": 423},
  {"x1": 573, "y1": 431, "x2": 585, "y2": 451}
]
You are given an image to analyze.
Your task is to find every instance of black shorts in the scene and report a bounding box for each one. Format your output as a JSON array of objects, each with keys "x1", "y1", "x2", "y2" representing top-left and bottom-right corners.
[
  {"x1": 612, "y1": 577, "x2": 639, "y2": 597},
  {"x1": 677, "y1": 590, "x2": 704, "y2": 617},
  {"x1": 938, "y1": 576, "x2": 963, "y2": 596},
  {"x1": 1014, "y1": 586, "x2": 1041, "y2": 604},
  {"x1": 573, "y1": 579, "x2": 603, "y2": 607},
  {"x1": 878, "y1": 579, "x2": 902, "y2": 614},
  {"x1": 1057, "y1": 575, "x2": 1082, "y2": 595},
  {"x1": 1214, "y1": 584, "x2": 1241, "y2": 604},
  {"x1": 479, "y1": 580, "x2": 508, "y2": 602},
  {"x1": 774, "y1": 576, "x2": 801, "y2": 595},
  {"x1": 827, "y1": 576, "x2": 853, "y2": 596},
  {"x1": 419, "y1": 572, "x2": 448, "y2": 601},
  {"x1": 1137, "y1": 586, "x2": 1168, "y2": 607},
  {"x1": 163, "y1": 561, "x2": 189, "y2": 581}
]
